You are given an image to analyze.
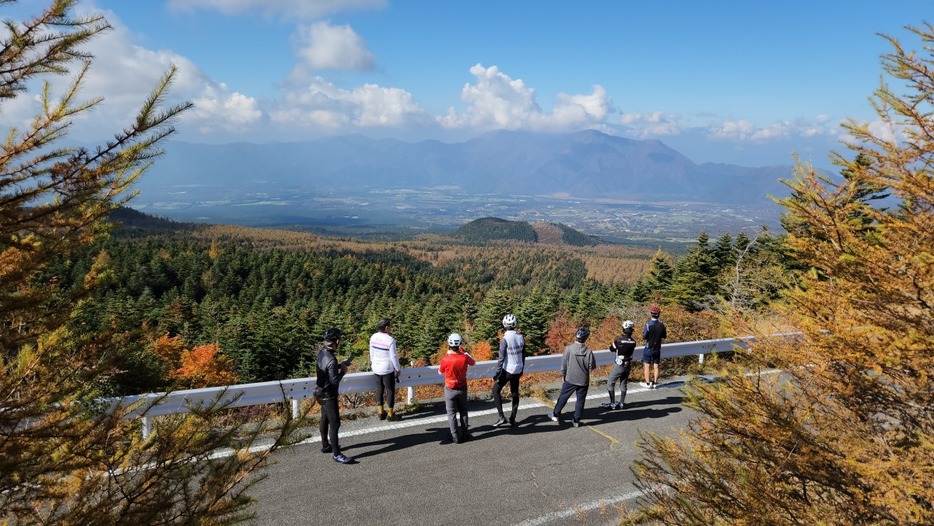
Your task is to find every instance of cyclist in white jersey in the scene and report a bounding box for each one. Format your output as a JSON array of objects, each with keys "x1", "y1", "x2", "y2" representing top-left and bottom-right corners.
[{"x1": 492, "y1": 313, "x2": 525, "y2": 427}]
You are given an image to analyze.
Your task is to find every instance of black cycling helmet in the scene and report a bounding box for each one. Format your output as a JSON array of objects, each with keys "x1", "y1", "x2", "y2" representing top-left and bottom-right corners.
[
  {"x1": 324, "y1": 327, "x2": 344, "y2": 343},
  {"x1": 575, "y1": 327, "x2": 590, "y2": 343}
]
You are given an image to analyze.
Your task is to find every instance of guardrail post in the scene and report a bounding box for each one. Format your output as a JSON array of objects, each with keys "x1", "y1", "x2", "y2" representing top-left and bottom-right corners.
[
  {"x1": 142, "y1": 416, "x2": 152, "y2": 440},
  {"x1": 291, "y1": 399, "x2": 300, "y2": 419},
  {"x1": 407, "y1": 386, "x2": 415, "y2": 405},
  {"x1": 698, "y1": 353, "x2": 705, "y2": 365}
]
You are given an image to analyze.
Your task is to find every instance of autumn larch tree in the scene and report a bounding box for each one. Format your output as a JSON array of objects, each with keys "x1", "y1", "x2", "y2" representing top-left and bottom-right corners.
[
  {"x1": 0, "y1": 1, "x2": 301, "y2": 523},
  {"x1": 631, "y1": 23, "x2": 933, "y2": 525}
]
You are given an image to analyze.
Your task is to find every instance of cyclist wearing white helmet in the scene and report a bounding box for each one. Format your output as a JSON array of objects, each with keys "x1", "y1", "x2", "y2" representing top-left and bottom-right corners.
[
  {"x1": 438, "y1": 333, "x2": 476, "y2": 443},
  {"x1": 601, "y1": 320, "x2": 637, "y2": 410},
  {"x1": 492, "y1": 313, "x2": 525, "y2": 427}
]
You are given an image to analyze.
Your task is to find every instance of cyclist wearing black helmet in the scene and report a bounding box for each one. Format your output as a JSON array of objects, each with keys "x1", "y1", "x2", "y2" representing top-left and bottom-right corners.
[
  {"x1": 316, "y1": 328, "x2": 354, "y2": 464},
  {"x1": 492, "y1": 313, "x2": 525, "y2": 427},
  {"x1": 547, "y1": 327, "x2": 596, "y2": 428}
]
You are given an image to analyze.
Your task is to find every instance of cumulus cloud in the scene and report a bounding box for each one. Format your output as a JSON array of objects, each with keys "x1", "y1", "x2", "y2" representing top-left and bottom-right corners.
[
  {"x1": 439, "y1": 64, "x2": 613, "y2": 132},
  {"x1": 0, "y1": 6, "x2": 263, "y2": 140},
  {"x1": 867, "y1": 119, "x2": 898, "y2": 144},
  {"x1": 620, "y1": 111, "x2": 681, "y2": 137},
  {"x1": 185, "y1": 85, "x2": 263, "y2": 132},
  {"x1": 272, "y1": 76, "x2": 428, "y2": 129},
  {"x1": 709, "y1": 120, "x2": 757, "y2": 141},
  {"x1": 295, "y1": 21, "x2": 375, "y2": 71},
  {"x1": 167, "y1": 0, "x2": 387, "y2": 19},
  {"x1": 707, "y1": 117, "x2": 841, "y2": 143}
]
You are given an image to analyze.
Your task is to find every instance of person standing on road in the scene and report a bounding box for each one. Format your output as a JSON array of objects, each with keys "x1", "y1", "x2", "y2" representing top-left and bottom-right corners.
[
  {"x1": 438, "y1": 333, "x2": 476, "y2": 443},
  {"x1": 641, "y1": 305, "x2": 667, "y2": 389},
  {"x1": 601, "y1": 320, "x2": 637, "y2": 410},
  {"x1": 316, "y1": 328, "x2": 355, "y2": 464},
  {"x1": 547, "y1": 327, "x2": 596, "y2": 428},
  {"x1": 369, "y1": 318, "x2": 402, "y2": 421},
  {"x1": 492, "y1": 313, "x2": 525, "y2": 427}
]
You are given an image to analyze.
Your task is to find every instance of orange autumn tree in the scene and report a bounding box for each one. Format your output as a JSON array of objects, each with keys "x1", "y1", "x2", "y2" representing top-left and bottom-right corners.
[
  {"x1": 544, "y1": 312, "x2": 579, "y2": 354},
  {"x1": 174, "y1": 343, "x2": 239, "y2": 389},
  {"x1": 152, "y1": 332, "x2": 186, "y2": 373},
  {"x1": 470, "y1": 340, "x2": 494, "y2": 361}
]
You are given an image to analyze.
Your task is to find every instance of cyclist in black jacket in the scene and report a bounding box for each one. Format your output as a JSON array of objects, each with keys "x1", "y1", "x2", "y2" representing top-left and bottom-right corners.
[
  {"x1": 316, "y1": 328, "x2": 355, "y2": 464},
  {"x1": 641, "y1": 305, "x2": 667, "y2": 389},
  {"x1": 601, "y1": 320, "x2": 637, "y2": 410}
]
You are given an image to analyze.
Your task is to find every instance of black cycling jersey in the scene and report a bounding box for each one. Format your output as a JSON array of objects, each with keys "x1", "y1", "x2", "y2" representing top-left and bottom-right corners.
[
  {"x1": 316, "y1": 347, "x2": 345, "y2": 399},
  {"x1": 609, "y1": 335, "x2": 636, "y2": 365}
]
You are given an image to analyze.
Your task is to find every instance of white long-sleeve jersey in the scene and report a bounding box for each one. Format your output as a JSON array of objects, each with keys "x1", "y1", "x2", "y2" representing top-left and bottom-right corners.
[{"x1": 369, "y1": 331, "x2": 400, "y2": 375}]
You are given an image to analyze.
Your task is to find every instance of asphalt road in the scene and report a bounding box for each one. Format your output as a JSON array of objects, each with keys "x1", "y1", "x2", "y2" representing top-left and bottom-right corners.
[{"x1": 250, "y1": 378, "x2": 701, "y2": 526}]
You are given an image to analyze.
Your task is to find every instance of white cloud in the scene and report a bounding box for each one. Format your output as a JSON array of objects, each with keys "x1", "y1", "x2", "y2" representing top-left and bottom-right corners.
[
  {"x1": 709, "y1": 120, "x2": 757, "y2": 141},
  {"x1": 167, "y1": 0, "x2": 387, "y2": 19},
  {"x1": 553, "y1": 86, "x2": 611, "y2": 124},
  {"x1": 867, "y1": 119, "x2": 898, "y2": 144},
  {"x1": 272, "y1": 76, "x2": 427, "y2": 129},
  {"x1": 620, "y1": 111, "x2": 681, "y2": 137},
  {"x1": 750, "y1": 122, "x2": 792, "y2": 141},
  {"x1": 185, "y1": 85, "x2": 262, "y2": 132},
  {"x1": 295, "y1": 21, "x2": 375, "y2": 71},
  {"x1": 706, "y1": 117, "x2": 843, "y2": 143},
  {"x1": 439, "y1": 64, "x2": 613, "y2": 132},
  {"x1": 0, "y1": 6, "x2": 263, "y2": 140}
]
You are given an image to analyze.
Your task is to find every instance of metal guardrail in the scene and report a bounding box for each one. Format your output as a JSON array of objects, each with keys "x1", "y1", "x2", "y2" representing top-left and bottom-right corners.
[{"x1": 113, "y1": 336, "x2": 756, "y2": 439}]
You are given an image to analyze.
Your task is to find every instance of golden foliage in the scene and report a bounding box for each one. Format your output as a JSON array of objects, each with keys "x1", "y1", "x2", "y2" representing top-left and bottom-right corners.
[
  {"x1": 0, "y1": 2, "x2": 301, "y2": 523},
  {"x1": 632, "y1": 24, "x2": 934, "y2": 525},
  {"x1": 152, "y1": 333, "x2": 186, "y2": 371},
  {"x1": 188, "y1": 224, "x2": 653, "y2": 285},
  {"x1": 470, "y1": 340, "x2": 494, "y2": 362}
]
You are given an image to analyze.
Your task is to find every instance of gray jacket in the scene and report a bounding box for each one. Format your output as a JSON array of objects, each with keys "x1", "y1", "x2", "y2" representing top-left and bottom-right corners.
[{"x1": 561, "y1": 341, "x2": 596, "y2": 386}]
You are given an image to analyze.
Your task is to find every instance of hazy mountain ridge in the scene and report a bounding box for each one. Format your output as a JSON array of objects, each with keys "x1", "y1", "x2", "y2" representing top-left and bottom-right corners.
[{"x1": 144, "y1": 130, "x2": 794, "y2": 205}]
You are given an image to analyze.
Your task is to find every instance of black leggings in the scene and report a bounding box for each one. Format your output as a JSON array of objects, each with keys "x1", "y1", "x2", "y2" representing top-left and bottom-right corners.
[
  {"x1": 375, "y1": 373, "x2": 396, "y2": 408},
  {"x1": 319, "y1": 397, "x2": 341, "y2": 455},
  {"x1": 492, "y1": 372, "x2": 522, "y2": 419}
]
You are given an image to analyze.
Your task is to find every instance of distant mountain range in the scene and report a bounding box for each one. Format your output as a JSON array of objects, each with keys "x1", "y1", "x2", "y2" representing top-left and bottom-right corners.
[{"x1": 143, "y1": 130, "x2": 796, "y2": 205}]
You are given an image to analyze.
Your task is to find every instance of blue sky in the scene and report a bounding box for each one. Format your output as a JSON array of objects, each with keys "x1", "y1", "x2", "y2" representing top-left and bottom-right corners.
[{"x1": 3, "y1": 0, "x2": 931, "y2": 168}]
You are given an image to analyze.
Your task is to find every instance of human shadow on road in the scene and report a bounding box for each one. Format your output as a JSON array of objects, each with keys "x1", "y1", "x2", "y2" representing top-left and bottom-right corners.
[
  {"x1": 576, "y1": 394, "x2": 685, "y2": 429},
  {"x1": 345, "y1": 412, "x2": 574, "y2": 458},
  {"x1": 468, "y1": 413, "x2": 602, "y2": 439},
  {"x1": 343, "y1": 427, "x2": 459, "y2": 459}
]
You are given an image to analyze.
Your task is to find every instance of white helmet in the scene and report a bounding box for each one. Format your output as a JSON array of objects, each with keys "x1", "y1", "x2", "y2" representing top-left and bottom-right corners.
[
  {"x1": 502, "y1": 313, "x2": 517, "y2": 329},
  {"x1": 622, "y1": 320, "x2": 635, "y2": 331},
  {"x1": 448, "y1": 333, "x2": 463, "y2": 347}
]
